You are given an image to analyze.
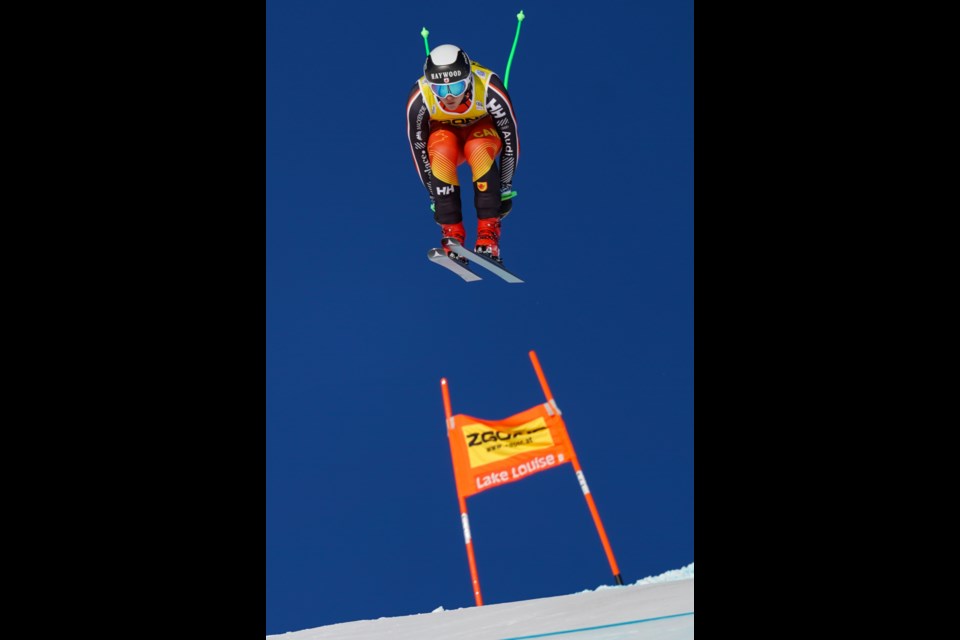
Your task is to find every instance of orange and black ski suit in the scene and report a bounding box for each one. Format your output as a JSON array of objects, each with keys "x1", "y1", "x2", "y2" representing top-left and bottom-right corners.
[{"x1": 405, "y1": 61, "x2": 519, "y2": 225}]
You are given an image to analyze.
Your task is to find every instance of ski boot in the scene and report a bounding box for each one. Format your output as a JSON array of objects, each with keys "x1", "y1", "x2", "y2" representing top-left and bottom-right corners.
[
  {"x1": 474, "y1": 217, "x2": 503, "y2": 265},
  {"x1": 441, "y1": 222, "x2": 468, "y2": 266}
]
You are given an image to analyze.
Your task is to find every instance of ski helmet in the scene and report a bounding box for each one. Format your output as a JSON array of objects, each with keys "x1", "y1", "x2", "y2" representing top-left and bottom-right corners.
[{"x1": 424, "y1": 44, "x2": 472, "y2": 85}]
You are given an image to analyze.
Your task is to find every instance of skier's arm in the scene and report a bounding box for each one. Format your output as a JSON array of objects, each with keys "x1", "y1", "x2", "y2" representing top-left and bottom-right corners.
[
  {"x1": 405, "y1": 83, "x2": 434, "y2": 203},
  {"x1": 485, "y1": 74, "x2": 519, "y2": 198}
]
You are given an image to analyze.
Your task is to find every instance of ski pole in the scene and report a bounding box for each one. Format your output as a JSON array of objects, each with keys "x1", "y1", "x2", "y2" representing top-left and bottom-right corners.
[
  {"x1": 421, "y1": 27, "x2": 430, "y2": 56},
  {"x1": 503, "y1": 10, "x2": 525, "y2": 89},
  {"x1": 500, "y1": 10, "x2": 524, "y2": 203}
]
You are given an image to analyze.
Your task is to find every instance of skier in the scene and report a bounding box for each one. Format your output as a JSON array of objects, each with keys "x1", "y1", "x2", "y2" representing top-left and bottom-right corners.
[{"x1": 406, "y1": 44, "x2": 520, "y2": 265}]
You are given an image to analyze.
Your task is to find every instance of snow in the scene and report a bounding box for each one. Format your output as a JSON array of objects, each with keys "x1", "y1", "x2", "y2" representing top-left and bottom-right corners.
[{"x1": 268, "y1": 564, "x2": 693, "y2": 639}]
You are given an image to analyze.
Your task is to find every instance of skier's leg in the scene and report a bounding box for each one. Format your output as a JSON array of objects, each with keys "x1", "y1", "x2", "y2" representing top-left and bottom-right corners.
[
  {"x1": 463, "y1": 124, "x2": 503, "y2": 219},
  {"x1": 463, "y1": 123, "x2": 504, "y2": 261},
  {"x1": 427, "y1": 127, "x2": 464, "y2": 226},
  {"x1": 427, "y1": 126, "x2": 467, "y2": 257}
]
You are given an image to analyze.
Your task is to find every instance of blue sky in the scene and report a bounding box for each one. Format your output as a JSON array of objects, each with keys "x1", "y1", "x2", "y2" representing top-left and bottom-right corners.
[{"x1": 266, "y1": 0, "x2": 693, "y2": 634}]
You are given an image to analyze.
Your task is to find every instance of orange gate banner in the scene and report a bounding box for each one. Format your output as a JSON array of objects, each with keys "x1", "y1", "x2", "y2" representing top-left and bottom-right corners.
[{"x1": 448, "y1": 402, "x2": 573, "y2": 498}]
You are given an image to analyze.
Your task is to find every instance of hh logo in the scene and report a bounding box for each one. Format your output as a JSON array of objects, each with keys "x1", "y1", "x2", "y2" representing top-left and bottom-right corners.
[
  {"x1": 476, "y1": 182, "x2": 488, "y2": 192},
  {"x1": 437, "y1": 185, "x2": 456, "y2": 195},
  {"x1": 472, "y1": 127, "x2": 498, "y2": 138},
  {"x1": 488, "y1": 98, "x2": 507, "y2": 119}
]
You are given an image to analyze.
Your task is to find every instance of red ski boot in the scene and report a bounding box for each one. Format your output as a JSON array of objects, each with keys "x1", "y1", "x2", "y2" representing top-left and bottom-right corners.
[
  {"x1": 440, "y1": 222, "x2": 468, "y2": 264},
  {"x1": 474, "y1": 217, "x2": 502, "y2": 264}
]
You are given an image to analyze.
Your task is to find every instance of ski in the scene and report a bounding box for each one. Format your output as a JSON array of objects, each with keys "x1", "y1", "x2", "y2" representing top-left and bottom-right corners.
[
  {"x1": 440, "y1": 239, "x2": 524, "y2": 283},
  {"x1": 428, "y1": 248, "x2": 483, "y2": 282}
]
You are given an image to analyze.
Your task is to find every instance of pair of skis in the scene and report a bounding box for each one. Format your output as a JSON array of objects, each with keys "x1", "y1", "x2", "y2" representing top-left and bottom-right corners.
[{"x1": 427, "y1": 238, "x2": 524, "y2": 283}]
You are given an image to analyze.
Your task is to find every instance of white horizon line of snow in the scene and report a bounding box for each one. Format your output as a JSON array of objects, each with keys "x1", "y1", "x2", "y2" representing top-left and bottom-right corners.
[
  {"x1": 431, "y1": 562, "x2": 694, "y2": 613},
  {"x1": 609, "y1": 562, "x2": 694, "y2": 588}
]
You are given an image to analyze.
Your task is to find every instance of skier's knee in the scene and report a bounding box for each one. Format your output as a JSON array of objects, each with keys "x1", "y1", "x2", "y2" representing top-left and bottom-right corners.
[
  {"x1": 433, "y1": 196, "x2": 462, "y2": 225},
  {"x1": 472, "y1": 168, "x2": 501, "y2": 218}
]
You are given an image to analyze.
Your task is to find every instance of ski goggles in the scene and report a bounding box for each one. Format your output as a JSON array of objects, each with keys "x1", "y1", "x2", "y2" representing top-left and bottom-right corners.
[{"x1": 431, "y1": 79, "x2": 469, "y2": 98}]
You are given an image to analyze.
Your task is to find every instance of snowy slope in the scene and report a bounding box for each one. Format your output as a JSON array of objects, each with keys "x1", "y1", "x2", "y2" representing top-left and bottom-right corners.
[{"x1": 268, "y1": 565, "x2": 694, "y2": 639}]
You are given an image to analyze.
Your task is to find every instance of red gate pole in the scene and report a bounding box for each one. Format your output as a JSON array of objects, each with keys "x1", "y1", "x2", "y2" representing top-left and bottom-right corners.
[
  {"x1": 441, "y1": 377, "x2": 484, "y2": 605},
  {"x1": 528, "y1": 351, "x2": 624, "y2": 585}
]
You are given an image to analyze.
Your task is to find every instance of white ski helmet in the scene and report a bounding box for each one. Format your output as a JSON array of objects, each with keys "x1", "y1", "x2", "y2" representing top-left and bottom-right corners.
[{"x1": 424, "y1": 44, "x2": 472, "y2": 85}]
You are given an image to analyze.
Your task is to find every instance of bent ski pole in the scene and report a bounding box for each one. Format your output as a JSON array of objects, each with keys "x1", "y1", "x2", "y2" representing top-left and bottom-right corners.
[
  {"x1": 500, "y1": 10, "x2": 525, "y2": 202},
  {"x1": 503, "y1": 10, "x2": 525, "y2": 89}
]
